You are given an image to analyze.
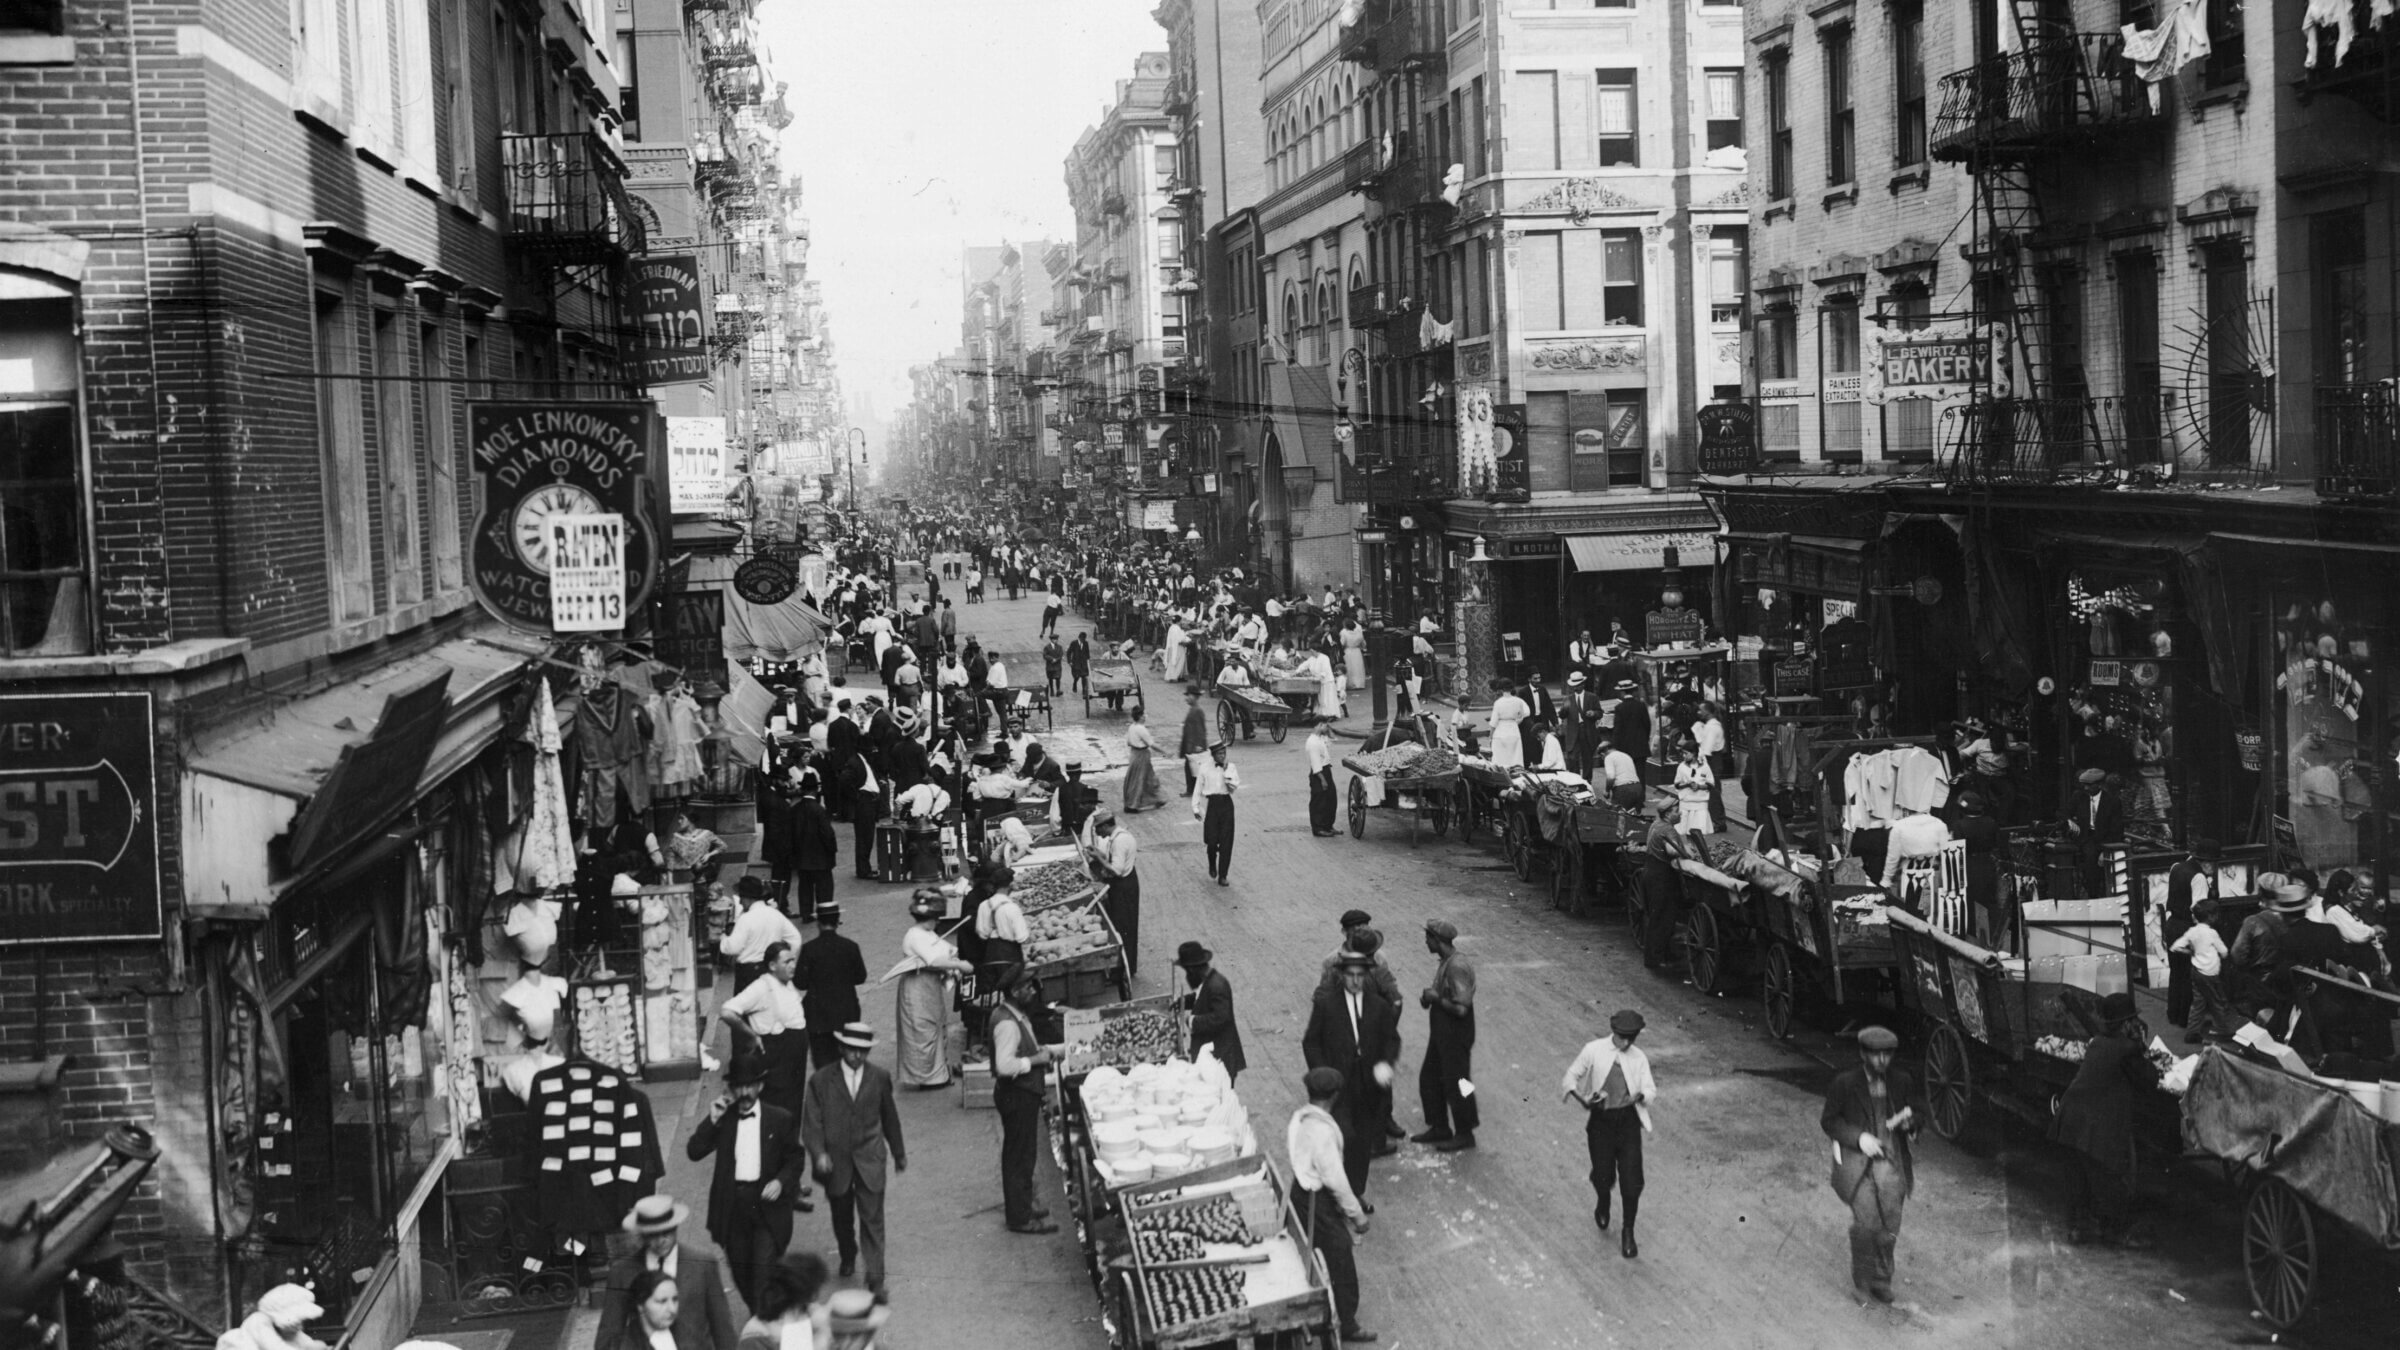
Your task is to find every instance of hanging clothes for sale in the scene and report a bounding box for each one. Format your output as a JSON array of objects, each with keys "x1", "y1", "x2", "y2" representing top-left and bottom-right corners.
[
  {"x1": 522, "y1": 1057, "x2": 666, "y2": 1236},
  {"x1": 1843, "y1": 749, "x2": 1900, "y2": 828},
  {"x1": 655, "y1": 683, "x2": 708, "y2": 793},
  {"x1": 1891, "y1": 745, "x2": 1952, "y2": 815},
  {"x1": 574, "y1": 682, "x2": 653, "y2": 830}
]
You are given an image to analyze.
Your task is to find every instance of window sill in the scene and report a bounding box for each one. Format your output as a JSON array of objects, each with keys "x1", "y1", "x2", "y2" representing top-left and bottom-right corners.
[
  {"x1": 0, "y1": 33, "x2": 74, "y2": 64},
  {"x1": 1821, "y1": 183, "x2": 1859, "y2": 212},
  {"x1": 0, "y1": 636, "x2": 252, "y2": 681},
  {"x1": 1887, "y1": 165, "x2": 1929, "y2": 195},
  {"x1": 1764, "y1": 197, "x2": 1797, "y2": 224},
  {"x1": 2191, "y1": 79, "x2": 2247, "y2": 118}
]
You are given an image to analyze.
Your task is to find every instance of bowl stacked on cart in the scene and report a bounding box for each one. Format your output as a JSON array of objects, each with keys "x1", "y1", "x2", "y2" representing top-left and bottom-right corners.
[{"x1": 1082, "y1": 1059, "x2": 1255, "y2": 1185}]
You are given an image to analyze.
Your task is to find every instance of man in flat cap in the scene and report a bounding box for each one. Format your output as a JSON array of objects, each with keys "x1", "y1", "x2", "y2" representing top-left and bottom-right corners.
[
  {"x1": 1413, "y1": 920, "x2": 1479, "y2": 1152},
  {"x1": 2065, "y1": 766, "x2": 2124, "y2": 898},
  {"x1": 1562, "y1": 1009, "x2": 1656, "y2": 1259},
  {"x1": 1821, "y1": 1026, "x2": 1924, "y2": 1303},
  {"x1": 1286, "y1": 1066, "x2": 1375, "y2": 1343}
]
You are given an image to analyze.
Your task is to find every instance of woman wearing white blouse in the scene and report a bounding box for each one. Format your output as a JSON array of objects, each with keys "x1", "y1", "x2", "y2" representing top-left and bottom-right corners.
[
  {"x1": 1487, "y1": 683, "x2": 1530, "y2": 769},
  {"x1": 1672, "y1": 743, "x2": 1716, "y2": 835}
]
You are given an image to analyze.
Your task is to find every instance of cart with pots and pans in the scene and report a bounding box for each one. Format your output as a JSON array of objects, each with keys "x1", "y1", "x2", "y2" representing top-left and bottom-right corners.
[
  {"x1": 1213, "y1": 677, "x2": 1320, "y2": 745},
  {"x1": 1087, "y1": 655, "x2": 1144, "y2": 719},
  {"x1": 2181, "y1": 980, "x2": 2400, "y2": 1334}
]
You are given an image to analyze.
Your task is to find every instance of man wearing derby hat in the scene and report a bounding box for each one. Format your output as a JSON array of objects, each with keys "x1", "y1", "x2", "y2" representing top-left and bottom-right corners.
[
  {"x1": 1316, "y1": 918, "x2": 1405, "y2": 1144},
  {"x1": 686, "y1": 1052, "x2": 810, "y2": 1306},
  {"x1": 1562, "y1": 1009, "x2": 1658, "y2": 1259},
  {"x1": 1821, "y1": 1026, "x2": 1925, "y2": 1303},
  {"x1": 796, "y1": 904, "x2": 869, "y2": 1076},
  {"x1": 1286, "y1": 1066, "x2": 1375, "y2": 1343},
  {"x1": 1175, "y1": 942, "x2": 1246, "y2": 1082},
  {"x1": 1302, "y1": 950, "x2": 1400, "y2": 1203},
  {"x1": 597, "y1": 1195, "x2": 735, "y2": 1350},
  {"x1": 801, "y1": 1023, "x2": 907, "y2": 1296},
  {"x1": 2065, "y1": 766, "x2": 2124, "y2": 898},
  {"x1": 823, "y1": 1287, "x2": 892, "y2": 1343},
  {"x1": 2051, "y1": 992, "x2": 2160, "y2": 1247}
]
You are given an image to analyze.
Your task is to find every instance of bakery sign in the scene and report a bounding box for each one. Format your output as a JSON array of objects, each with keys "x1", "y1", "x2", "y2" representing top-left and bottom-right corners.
[
  {"x1": 0, "y1": 693, "x2": 162, "y2": 945},
  {"x1": 1880, "y1": 337, "x2": 1990, "y2": 388},
  {"x1": 468, "y1": 401, "x2": 663, "y2": 635}
]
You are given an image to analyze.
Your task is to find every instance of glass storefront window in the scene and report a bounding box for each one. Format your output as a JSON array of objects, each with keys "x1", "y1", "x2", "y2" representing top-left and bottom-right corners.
[
  {"x1": 2065, "y1": 571, "x2": 2179, "y2": 849},
  {"x1": 2275, "y1": 597, "x2": 2379, "y2": 882}
]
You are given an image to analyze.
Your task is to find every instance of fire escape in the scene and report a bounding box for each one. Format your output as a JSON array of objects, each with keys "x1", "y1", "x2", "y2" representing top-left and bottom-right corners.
[{"x1": 1928, "y1": 7, "x2": 2164, "y2": 482}]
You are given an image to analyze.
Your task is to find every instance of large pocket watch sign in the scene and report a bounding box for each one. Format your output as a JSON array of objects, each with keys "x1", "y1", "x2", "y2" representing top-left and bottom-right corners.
[{"x1": 468, "y1": 401, "x2": 662, "y2": 634}]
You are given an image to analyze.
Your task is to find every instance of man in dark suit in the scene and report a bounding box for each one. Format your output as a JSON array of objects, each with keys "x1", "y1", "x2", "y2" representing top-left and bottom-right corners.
[
  {"x1": 686, "y1": 1053, "x2": 808, "y2": 1306},
  {"x1": 1563, "y1": 672, "x2": 1605, "y2": 780},
  {"x1": 825, "y1": 700, "x2": 862, "y2": 821},
  {"x1": 788, "y1": 782, "x2": 839, "y2": 924},
  {"x1": 837, "y1": 745, "x2": 885, "y2": 881},
  {"x1": 801, "y1": 1022, "x2": 907, "y2": 1294},
  {"x1": 1611, "y1": 681, "x2": 1652, "y2": 775},
  {"x1": 2066, "y1": 767, "x2": 2125, "y2": 898},
  {"x1": 1174, "y1": 941, "x2": 1246, "y2": 1083},
  {"x1": 1178, "y1": 686, "x2": 1210, "y2": 796},
  {"x1": 796, "y1": 903, "x2": 868, "y2": 1072},
  {"x1": 1821, "y1": 1026, "x2": 1925, "y2": 1304},
  {"x1": 595, "y1": 1195, "x2": 736, "y2": 1350},
  {"x1": 2051, "y1": 993, "x2": 2160, "y2": 1247},
  {"x1": 1301, "y1": 952, "x2": 1399, "y2": 1204}
]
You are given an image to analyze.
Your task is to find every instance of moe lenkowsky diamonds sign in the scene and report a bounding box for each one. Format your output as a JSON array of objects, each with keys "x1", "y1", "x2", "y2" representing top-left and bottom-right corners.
[
  {"x1": 468, "y1": 401, "x2": 663, "y2": 634},
  {"x1": 633, "y1": 255, "x2": 710, "y2": 386}
]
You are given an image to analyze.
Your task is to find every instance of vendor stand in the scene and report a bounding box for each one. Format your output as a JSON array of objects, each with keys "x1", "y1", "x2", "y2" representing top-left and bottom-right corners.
[
  {"x1": 1214, "y1": 680, "x2": 1315, "y2": 744},
  {"x1": 1103, "y1": 1159, "x2": 1338, "y2": 1350},
  {"x1": 1626, "y1": 641, "x2": 1732, "y2": 775},
  {"x1": 1342, "y1": 739, "x2": 1459, "y2": 845},
  {"x1": 1088, "y1": 653, "x2": 1144, "y2": 719},
  {"x1": 1549, "y1": 797, "x2": 1651, "y2": 920},
  {"x1": 1450, "y1": 758, "x2": 1513, "y2": 845}
]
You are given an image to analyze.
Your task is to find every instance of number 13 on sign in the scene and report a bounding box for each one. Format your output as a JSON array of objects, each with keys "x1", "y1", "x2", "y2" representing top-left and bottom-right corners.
[{"x1": 549, "y1": 513, "x2": 628, "y2": 633}]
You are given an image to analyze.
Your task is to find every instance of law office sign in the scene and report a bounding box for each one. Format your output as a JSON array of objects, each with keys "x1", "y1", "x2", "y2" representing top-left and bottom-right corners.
[
  {"x1": 0, "y1": 692, "x2": 161, "y2": 945},
  {"x1": 468, "y1": 401, "x2": 662, "y2": 634}
]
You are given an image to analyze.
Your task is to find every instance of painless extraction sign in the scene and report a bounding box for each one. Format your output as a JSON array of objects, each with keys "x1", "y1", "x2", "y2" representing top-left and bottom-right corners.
[
  {"x1": 0, "y1": 692, "x2": 161, "y2": 945},
  {"x1": 467, "y1": 401, "x2": 661, "y2": 634}
]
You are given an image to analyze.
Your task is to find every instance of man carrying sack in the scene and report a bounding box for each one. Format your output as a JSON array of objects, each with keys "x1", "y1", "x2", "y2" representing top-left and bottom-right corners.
[{"x1": 1821, "y1": 1025, "x2": 1924, "y2": 1304}]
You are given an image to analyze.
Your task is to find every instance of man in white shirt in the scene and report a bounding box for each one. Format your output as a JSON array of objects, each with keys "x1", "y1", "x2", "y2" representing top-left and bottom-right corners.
[
  {"x1": 1879, "y1": 805, "x2": 1954, "y2": 897},
  {"x1": 1193, "y1": 741, "x2": 1242, "y2": 885},
  {"x1": 686, "y1": 1053, "x2": 810, "y2": 1304},
  {"x1": 1306, "y1": 726, "x2": 1338, "y2": 837},
  {"x1": 1598, "y1": 738, "x2": 1644, "y2": 811},
  {"x1": 1235, "y1": 609, "x2": 1267, "y2": 648},
  {"x1": 596, "y1": 1195, "x2": 736, "y2": 1350},
  {"x1": 719, "y1": 942, "x2": 810, "y2": 1119},
  {"x1": 1263, "y1": 594, "x2": 1285, "y2": 639},
  {"x1": 1287, "y1": 1066, "x2": 1372, "y2": 1343},
  {"x1": 1562, "y1": 1009, "x2": 1657, "y2": 1260},
  {"x1": 1691, "y1": 703, "x2": 1729, "y2": 829},
  {"x1": 719, "y1": 876, "x2": 803, "y2": 992},
  {"x1": 800, "y1": 1023, "x2": 906, "y2": 1294},
  {"x1": 892, "y1": 778, "x2": 951, "y2": 824}
]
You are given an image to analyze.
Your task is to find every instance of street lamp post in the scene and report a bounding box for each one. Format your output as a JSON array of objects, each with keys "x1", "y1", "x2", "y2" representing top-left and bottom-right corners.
[{"x1": 846, "y1": 426, "x2": 866, "y2": 512}]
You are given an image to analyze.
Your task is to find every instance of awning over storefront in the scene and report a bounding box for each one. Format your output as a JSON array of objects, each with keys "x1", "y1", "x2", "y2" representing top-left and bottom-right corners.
[
  {"x1": 181, "y1": 627, "x2": 548, "y2": 919},
  {"x1": 723, "y1": 589, "x2": 830, "y2": 662},
  {"x1": 1722, "y1": 531, "x2": 1870, "y2": 596},
  {"x1": 1264, "y1": 363, "x2": 1342, "y2": 475},
  {"x1": 1566, "y1": 530, "x2": 1718, "y2": 572}
]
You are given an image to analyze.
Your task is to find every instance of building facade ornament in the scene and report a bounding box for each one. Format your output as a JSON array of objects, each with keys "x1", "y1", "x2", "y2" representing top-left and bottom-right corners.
[
  {"x1": 1526, "y1": 336, "x2": 1646, "y2": 373},
  {"x1": 1516, "y1": 177, "x2": 1647, "y2": 222}
]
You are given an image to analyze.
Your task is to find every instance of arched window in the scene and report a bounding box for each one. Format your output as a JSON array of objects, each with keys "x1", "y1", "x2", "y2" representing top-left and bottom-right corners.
[
  {"x1": 1317, "y1": 279, "x2": 1335, "y2": 331},
  {"x1": 1283, "y1": 287, "x2": 1300, "y2": 341}
]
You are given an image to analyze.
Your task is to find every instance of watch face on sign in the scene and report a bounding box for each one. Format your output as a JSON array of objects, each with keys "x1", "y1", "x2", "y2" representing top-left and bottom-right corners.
[{"x1": 513, "y1": 483, "x2": 605, "y2": 573}]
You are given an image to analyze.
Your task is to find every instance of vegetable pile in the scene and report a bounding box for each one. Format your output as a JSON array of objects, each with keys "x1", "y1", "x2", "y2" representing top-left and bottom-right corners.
[
  {"x1": 1026, "y1": 904, "x2": 1114, "y2": 964},
  {"x1": 1144, "y1": 1195, "x2": 1249, "y2": 1244},
  {"x1": 1345, "y1": 742, "x2": 1459, "y2": 779},
  {"x1": 1088, "y1": 1008, "x2": 1183, "y2": 1066},
  {"x1": 1142, "y1": 1267, "x2": 1246, "y2": 1326}
]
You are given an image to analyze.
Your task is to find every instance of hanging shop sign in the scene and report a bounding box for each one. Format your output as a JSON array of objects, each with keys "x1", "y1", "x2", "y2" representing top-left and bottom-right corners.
[
  {"x1": 1142, "y1": 500, "x2": 1177, "y2": 531},
  {"x1": 666, "y1": 416, "x2": 730, "y2": 514},
  {"x1": 282, "y1": 673, "x2": 451, "y2": 876},
  {"x1": 1696, "y1": 402, "x2": 1756, "y2": 460},
  {"x1": 734, "y1": 552, "x2": 800, "y2": 605},
  {"x1": 632, "y1": 255, "x2": 710, "y2": 386},
  {"x1": 549, "y1": 512, "x2": 628, "y2": 631},
  {"x1": 0, "y1": 692, "x2": 162, "y2": 945},
  {"x1": 1879, "y1": 337, "x2": 1990, "y2": 388},
  {"x1": 1772, "y1": 654, "x2": 1816, "y2": 696},
  {"x1": 468, "y1": 401, "x2": 662, "y2": 635}
]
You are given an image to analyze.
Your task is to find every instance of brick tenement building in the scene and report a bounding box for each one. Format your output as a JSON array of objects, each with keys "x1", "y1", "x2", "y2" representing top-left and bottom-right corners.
[{"x1": 0, "y1": 0, "x2": 656, "y2": 1341}]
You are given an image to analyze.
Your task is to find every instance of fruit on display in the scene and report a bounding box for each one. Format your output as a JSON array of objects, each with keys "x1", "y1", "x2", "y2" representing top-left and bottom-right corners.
[
  {"x1": 1142, "y1": 1196, "x2": 1248, "y2": 1244},
  {"x1": 1089, "y1": 1009, "x2": 1182, "y2": 1065},
  {"x1": 1014, "y1": 861, "x2": 1096, "y2": 910},
  {"x1": 1346, "y1": 742, "x2": 1459, "y2": 780},
  {"x1": 1142, "y1": 1266, "x2": 1246, "y2": 1327},
  {"x1": 1133, "y1": 1227, "x2": 1206, "y2": 1264},
  {"x1": 2034, "y1": 1034, "x2": 2088, "y2": 1063},
  {"x1": 1026, "y1": 903, "x2": 1115, "y2": 965}
]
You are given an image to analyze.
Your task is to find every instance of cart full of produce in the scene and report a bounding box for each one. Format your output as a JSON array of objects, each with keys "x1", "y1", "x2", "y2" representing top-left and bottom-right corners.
[
  {"x1": 1104, "y1": 1155, "x2": 1336, "y2": 1350},
  {"x1": 1022, "y1": 892, "x2": 1130, "y2": 1007},
  {"x1": 1011, "y1": 851, "x2": 1104, "y2": 912},
  {"x1": 1341, "y1": 740, "x2": 1461, "y2": 845}
]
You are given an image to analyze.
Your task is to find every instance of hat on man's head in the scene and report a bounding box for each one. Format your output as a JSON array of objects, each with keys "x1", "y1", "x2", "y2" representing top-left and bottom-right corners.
[
  {"x1": 1424, "y1": 919, "x2": 1459, "y2": 944},
  {"x1": 2270, "y1": 882, "x2": 2313, "y2": 913},
  {"x1": 825, "y1": 1289, "x2": 891, "y2": 1336},
  {"x1": 736, "y1": 875, "x2": 769, "y2": 901},
  {"x1": 1335, "y1": 948, "x2": 1378, "y2": 970},
  {"x1": 1568, "y1": 671, "x2": 1588, "y2": 686},
  {"x1": 908, "y1": 891, "x2": 945, "y2": 919},
  {"x1": 1066, "y1": 760, "x2": 1084, "y2": 773},
  {"x1": 728, "y1": 1052, "x2": 771, "y2": 1086},
  {"x1": 1347, "y1": 927, "x2": 1383, "y2": 959},
  {"x1": 815, "y1": 902, "x2": 844, "y2": 927},
  {"x1": 2077, "y1": 767, "x2": 2107, "y2": 786},
  {"x1": 1303, "y1": 1066, "x2": 1344, "y2": 1098},
  {"x1": 1857, "y1": 1025, "x2": 1901, "y2": 1052},
  {"x1": 1173, "y1": 941, "x2": 1213, "y2": 968},
  {"x1": 621, "y1": 1194, "x2": 692, "y2": 1235},
  {"x1": 1616, "y1": 679, "x2": 1640, "y2": 694},
  {"x1": 835, "y1": 1022, "x2": 876, "y2": 1049},
  {"x1": 1610, "y1": 1009, "x2": 1647, "y2": 1036},
  {"x1": 1339, "y1": 908, "x2": 1372, "y2": 929},
  {"x1": 2098, "y1": 992, "x2": 2139, "y2": 1026},
  {"x1": 1956, "y1": 790, "x2": 1988, "y2": 812}
]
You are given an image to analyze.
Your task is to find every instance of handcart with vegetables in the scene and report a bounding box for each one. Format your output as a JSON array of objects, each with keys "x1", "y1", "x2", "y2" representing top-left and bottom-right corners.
[
  {"x1": 1342, "y1": 738, "x2": 1458, "y2": 845},
  {"x1": 1101, "y1": 1157, "x2": 1338, "y2": 1350},
  {"x1": 2181, "y1": 983, "x2": 2400, "y2": 1333}
]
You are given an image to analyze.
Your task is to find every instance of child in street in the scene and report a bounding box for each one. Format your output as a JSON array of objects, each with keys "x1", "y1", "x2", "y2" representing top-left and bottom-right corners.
[{"x1": 2169, "y1": 898, "x2": 2230, "y2": 1043}]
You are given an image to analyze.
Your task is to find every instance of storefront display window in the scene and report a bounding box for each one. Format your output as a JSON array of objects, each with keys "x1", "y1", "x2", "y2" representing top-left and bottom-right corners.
[
  {"x1": 2274, "y1": 597, "x2": 2380, "y2": 882},
  {"x1": 2065, "y1": 571, "x2": 2180, "y2": 849}
]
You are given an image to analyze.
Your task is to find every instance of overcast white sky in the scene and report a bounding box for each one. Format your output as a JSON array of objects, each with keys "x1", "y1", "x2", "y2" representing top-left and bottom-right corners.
[{"x1": 764, "y1": 0, "x2": 1166, "y2": 423}]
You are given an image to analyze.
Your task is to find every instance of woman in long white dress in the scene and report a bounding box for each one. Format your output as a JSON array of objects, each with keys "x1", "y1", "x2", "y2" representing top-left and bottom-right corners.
[
  {"x1": 1340, "y1": 620, "x2": 1368, "y2": 691},
  {"x1": 896, "y1": 890, "x2": 973, "y2": 1087},
  {"x1": 1488, "y1": 683, "x2": 1530, "y2": 768},
  {"x1": 1672, "y1": 742, "x2": 1717, "y2": 835},
  {"x1": 1162, "y1": 620, "x2": 1189, "y2": 682},
  {"x1": 1303, "y1": 647, "x2": 1344, "y2": 720}
]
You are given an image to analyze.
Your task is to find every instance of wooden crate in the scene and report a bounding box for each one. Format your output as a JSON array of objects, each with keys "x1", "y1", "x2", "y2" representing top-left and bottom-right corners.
[{"x1": 959, "y1": 1062, "x2": 996, "y2": 1111}]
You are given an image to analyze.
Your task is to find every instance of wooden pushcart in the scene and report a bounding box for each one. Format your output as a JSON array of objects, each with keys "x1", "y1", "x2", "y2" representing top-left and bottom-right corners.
[
  {"x1": 1087, "y1": 654, "x2": 1144, "y2": 719},
  {"x1": 1103, "y1": 1158, "x2": 1339, "y2": 1350},
  {"x1": 1342, "y1": 758, "x2": 1455, "y2": 845},
  {"x1": 1215, "y1": 681, "x2": 1307, "y2": 744},
  {"x1": 1544, "y1": 798, "x2": 1649, "y2": 920},
  {"x1": 1449, "y1": 761, "x2": 1513, "y2": 846}
]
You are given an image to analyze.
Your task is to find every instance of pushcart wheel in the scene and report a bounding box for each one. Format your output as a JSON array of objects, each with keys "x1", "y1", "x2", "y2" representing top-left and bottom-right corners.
[
  {"x1": 1452, "y1": 781, "x2": 1475, "y2": 844},
  {"x1": 1685, "y1": 903, "x2": 1726, "y2": 995},
  {"x1": 1762, "y1": 943, "x2": 1796, "y2": 1041},
  {"x1": 1622, "y1": 863, "x2": 1648, "y2": 934},
  {"x1": 1504, "y1": 817, "x2": 1535, "y2": 882},
  {"x1": 1923, "y1": 1020, "x2": 1973, "y2": 1141},
  {"x1": 1270, "y1": 716, "x2": 1287, "y2": 744},
  {"x1": 1347, "y1": 778, "x2": 1367, "y2": 839},
  {"x1": 2243, "y1": 1175, "x2": 2317, "y2": 1330},
  {"x1": 1550, "y1": 848, "x2": 1580, "y2": 913},
  {"x1": 1428, "y1": 789, "x2": 1449, "y2": 837},
  {"x1": 1217, "y1": 702, "x2": 1235, "y2": 742}
]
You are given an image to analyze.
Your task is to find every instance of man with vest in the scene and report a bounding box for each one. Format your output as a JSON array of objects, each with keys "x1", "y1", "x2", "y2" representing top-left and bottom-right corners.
[{"x1": 990, "y1": 975, "x2": 1058, "y2": 1234}]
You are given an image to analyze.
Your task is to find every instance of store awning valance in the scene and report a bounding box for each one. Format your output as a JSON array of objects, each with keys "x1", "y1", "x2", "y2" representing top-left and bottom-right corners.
[
  {"x1": 723, "y1": 589, "x2": 830, "y2": 662},
  {"x1": 1567, "y1": 530, "x2": 1718, "y2": 572}
]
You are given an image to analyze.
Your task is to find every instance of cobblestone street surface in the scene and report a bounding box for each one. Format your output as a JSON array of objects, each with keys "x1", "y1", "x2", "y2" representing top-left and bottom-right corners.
[{"x1": 557, "y1": 591, "x2": 2393, "y2": 1350}]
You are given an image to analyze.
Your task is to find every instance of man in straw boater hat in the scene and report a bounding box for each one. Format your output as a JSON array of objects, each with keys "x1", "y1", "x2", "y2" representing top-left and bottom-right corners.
[
  {"x1": 1821, "y1": 1025, "x2": 1926, "y2": 1304},
  {"x1": 802, "y1": 1022, "x2": 907, "y2": 1299},
  {"x1": 596, "y1": 1196, "x2": 736, "y2": 1350},
  {"x1": 1561, "y1": 1008, "x2": 1658, "y2": 1260},
  {"x1": 686, "y1": 1051, "x2": 810, "y2": 1306}
]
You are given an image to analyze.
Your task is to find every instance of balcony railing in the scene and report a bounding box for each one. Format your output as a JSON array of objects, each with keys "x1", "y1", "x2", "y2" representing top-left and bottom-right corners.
[
  {"x1": 2298, "y1": 0, "x2": 2398, "y2": 121},
  {"x1": 1935, "y1": 393, "x2": 2178, "y2": 483},
  {"x1": 1348, "y1": 281, "x2": 1398, "y2": 328},
  {"x1": 1930, "y1": 33, "x2": 2161, "y2": 161},
  {"x1": 1342, "y1": 133, "x2": 1405, "y2": 193},
  {"x1": 500, "y1": 131, "x2": 644, "y2": 260},
  {"x1": 2317, "y1": 381, "x2": 2400, "y2": 497},
  {"x1": 1335, "y1": 424, "x2": 1457, "y2": 505}
]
